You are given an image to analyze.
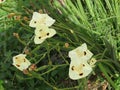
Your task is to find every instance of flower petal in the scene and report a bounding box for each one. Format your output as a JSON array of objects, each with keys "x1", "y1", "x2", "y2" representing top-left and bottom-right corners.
[
  {"x1": 29, "y1": 12, "x2": 55, "y2": 28},
  {"x1": 69, "y1": 60, "x2": 92, "y2": 80},
  {"x1": 34, "y1": 26, "x2": 56, "y2": 44},
  {"x1": 34, "y1": 35, "x2": 45, "y2": 44},
  {"x1": 68, "y1": 43, "x2": 93, "y2": 61}
]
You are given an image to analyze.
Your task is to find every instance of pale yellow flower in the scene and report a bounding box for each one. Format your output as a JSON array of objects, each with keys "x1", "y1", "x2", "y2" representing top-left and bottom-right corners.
[
  {"x1": 69, "y1": 60, "x2": 92, "y2": 80},
  {"x1": 29, "y1": 12, "x2": 55, "y2": 28},
  {"x1": 68, "y1": 43, "x2": 93, "y2": 61},
  {"x1": 12, "y1": 54, "x2": 31, "y2": 71},
  {"x1": 89, "y1": 58, "x2": 97, "y2": 66},
  {"x1": 0, "y1": 0, "x2": 5, "y2": 3},
  {"x1": 34, "y1": 25, "x2": 56, "y2": 44},
  {"x1": 68, "y1": 43, "x2": 94, "y2": 80}
]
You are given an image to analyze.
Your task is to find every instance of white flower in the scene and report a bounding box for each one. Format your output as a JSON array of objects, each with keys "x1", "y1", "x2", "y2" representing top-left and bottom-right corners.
[
  {"x1": 68, "y1": 43, "x2": 93, "y2": 61},
  {"x1": 68, "y1": 43, "x2": 94, "y2": 80},
  {"x1": 34, "y1": 25, "x2": 56, "y2": 44},
  {"x1": 12, "y1": 54, "x2": 31, "y2": 71},
  {"x1": 69, "y1": 60, "x2": 92, "y2": 80},
  {"x1": 29, "y1": 12, "x2": 55, "y2": 28},
  {"x1": 0, "y1": 0, "x2": 5, "y2": 3}
]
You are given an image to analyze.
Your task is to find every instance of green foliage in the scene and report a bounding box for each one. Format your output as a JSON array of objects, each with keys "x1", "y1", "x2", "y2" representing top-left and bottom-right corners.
[
  {"x1": 0, "y1": 0, "x2": 120, "y2": 89},
  {"x1": 0, "y1": 80, "x2": 4, "y2": 90},
  {"x1": 114, "y1": 74, "x2": 120, "y2": 90}
]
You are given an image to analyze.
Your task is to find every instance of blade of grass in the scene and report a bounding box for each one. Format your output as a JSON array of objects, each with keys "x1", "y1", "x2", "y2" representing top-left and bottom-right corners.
[{"x1": 98, "y1": 63, "x2": 116, "y2": 89}]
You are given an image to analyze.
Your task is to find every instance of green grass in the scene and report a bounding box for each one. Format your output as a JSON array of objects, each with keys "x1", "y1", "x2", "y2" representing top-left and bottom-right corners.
[{"x1": 0, "y1": 0, "x2": 120, "y2": 90}]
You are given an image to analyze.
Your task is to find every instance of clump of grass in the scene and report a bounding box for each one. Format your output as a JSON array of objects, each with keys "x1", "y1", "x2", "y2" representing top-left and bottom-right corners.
[{"x1": 0, "y1": 0, "x2": 120, "y2": 90}]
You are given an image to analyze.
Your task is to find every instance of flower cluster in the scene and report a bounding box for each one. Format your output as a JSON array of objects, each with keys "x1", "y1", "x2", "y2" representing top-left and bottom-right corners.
[
  {"x1": 12, "y1": 12, "x2": 96, "y2": 80},
  {"x1": 68, "y1": 43, "x2": 96, "y2": 80},
  {"x1": 29, "y1": 12, "x2": 56, "y2": 44},
  {"x1": 12, "y1": 12, "x2": 56, "y2": 73}
]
